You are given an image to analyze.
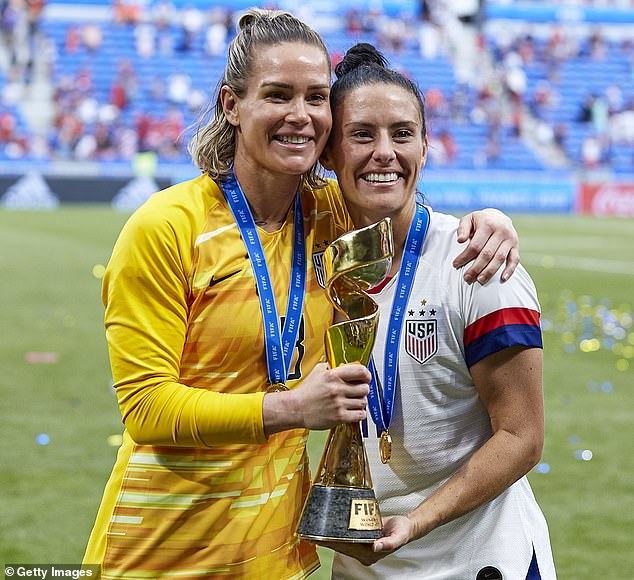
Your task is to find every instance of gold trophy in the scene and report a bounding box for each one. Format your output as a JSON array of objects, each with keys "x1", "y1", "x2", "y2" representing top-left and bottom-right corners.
[{"x1": 297, "y1": 218, "x2": 393, "y2": 542}]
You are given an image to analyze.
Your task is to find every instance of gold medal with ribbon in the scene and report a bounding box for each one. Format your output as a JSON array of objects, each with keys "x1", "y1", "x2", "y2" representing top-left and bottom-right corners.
[
  {"x1": 379, "y1": 430, "x2": 392, "y2": 464},
  {"x1": 266, "y1": 383, "x2": 289, "y2": 393}
]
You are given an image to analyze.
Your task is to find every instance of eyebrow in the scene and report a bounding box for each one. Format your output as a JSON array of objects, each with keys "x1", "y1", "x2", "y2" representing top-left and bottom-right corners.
[
  {"x1": 261, "y1": 81, "x2": 330, "y2": 90},
  {"x1": 343, "y1": 121, "x2": 419, "y2": 129}
]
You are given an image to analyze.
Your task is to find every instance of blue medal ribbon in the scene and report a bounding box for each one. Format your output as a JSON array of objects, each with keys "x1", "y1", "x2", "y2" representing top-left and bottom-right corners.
[
  {"x1": 221, "y1": 171, "x2": 306, "y2": 385},
  {"x1": 368, "y1": 197, "x2": 430, "y2": 435}
]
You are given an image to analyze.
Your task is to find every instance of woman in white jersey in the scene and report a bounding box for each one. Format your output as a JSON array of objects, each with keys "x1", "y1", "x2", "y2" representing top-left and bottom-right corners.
[{"x1": 320, "y1": 43, "x2": 556, "y2": 579}]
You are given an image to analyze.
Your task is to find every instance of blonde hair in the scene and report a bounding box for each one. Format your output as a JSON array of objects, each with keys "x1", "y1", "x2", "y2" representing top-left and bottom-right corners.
[{"x1": 188, "y1": 8, "x2": 330, "y2": 189}]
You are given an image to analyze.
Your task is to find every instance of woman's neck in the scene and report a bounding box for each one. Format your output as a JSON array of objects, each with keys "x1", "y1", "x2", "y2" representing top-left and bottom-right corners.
[{"x1": 233, "y1": 159, "x2": 301, "y2": 233}]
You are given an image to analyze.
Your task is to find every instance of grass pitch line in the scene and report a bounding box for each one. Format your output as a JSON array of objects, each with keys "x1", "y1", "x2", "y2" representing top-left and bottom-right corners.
[{"x1": 522, "y1": 253, "x2": 634, "y2": 276}]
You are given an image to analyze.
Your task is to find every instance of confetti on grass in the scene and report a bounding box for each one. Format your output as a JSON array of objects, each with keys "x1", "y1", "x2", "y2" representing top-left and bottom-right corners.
[
  {"x1": 36, "y1": 434, "x2": 50, "y2": 446},
  {"x1": 575, "y1": 450, "x2": 593, "y2": 461},
  {"x1": 107, "y1": 434, "x2": 123, "y2": 447},
  {"x1": 25, "y1": 352, "x2": 59, "y2": 364}
]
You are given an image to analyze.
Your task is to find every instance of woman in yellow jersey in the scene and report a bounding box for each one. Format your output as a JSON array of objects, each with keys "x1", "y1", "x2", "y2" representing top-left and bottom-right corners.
[{"x1": 84, "y1": 9, "x2": 521, "y2": 579}]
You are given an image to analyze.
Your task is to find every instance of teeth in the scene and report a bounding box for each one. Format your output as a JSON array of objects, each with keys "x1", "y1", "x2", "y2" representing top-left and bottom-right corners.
[
  {"x1": 363, "y1": 173, "x2": 398, "y2": 183},
  {"x1": 277, "y1": 135, "x2": 309, "y2": 144}
]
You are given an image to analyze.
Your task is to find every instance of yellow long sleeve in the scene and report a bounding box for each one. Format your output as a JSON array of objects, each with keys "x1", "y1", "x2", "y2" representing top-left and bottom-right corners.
[{"x1": 103, "y1": 177, "x2": 266, "y2": 446}]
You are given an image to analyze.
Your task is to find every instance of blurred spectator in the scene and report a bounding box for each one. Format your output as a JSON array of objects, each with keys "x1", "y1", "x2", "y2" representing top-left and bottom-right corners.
[
  {"x1": 1, "y1": 66, "x2": 24, "y2": 106},
  {"x1": 115, "y1": 59, "x2": 139, "y2": 105},
  {"x1": 81, "y1": 23, "x2": 102, "y2": 51},
  {"x1": 358, "y1": 7, "x2": 381, "y2": 34},
  {"x1": 113, "y1": 0, "x2": 142, "y2": 25},
  {"x1": 205, "y1": 7, "x2": 229, "y2": 57},
  {"x1": 0, "y1": 109, "x2": 29, "y2": 157},
  {"x1": 148, "y1": 75, "x2": 166, "y2": 101},
  {"x1": 76, "y1": 95, "x2": 99, "y2": 125},
  {"x1": 577, "y1": 93, "x2": 595, "y2": 123},
  {"x1": 156, "y1": 24, "x2": 173, "y2": 56},
  {"x1": 377, "y1": 14, "x2": 409, "y2": 53},
  {"x1": 425, "y1": 87, "x2": 450, "y2": 120},
  {"x1": 135, "y1": 111, "x2": 155, "y2": 152},
  {"x1": 161, "y1": 106, "x2": 184, "y2": 152},
  {"x1": 543, "y1": 24, "x2": 579, "y2": 81},
  {"x1": 186, "y1": 87, "x2": 206, "y2": 114},
  {"x1": 1, "y1": 0, "x2": 37, "y2": 83},
  {"x1": 345, "y1": 9, "x2": 363, "y2": 35},
  {"x1": 110, "y1": 79, "x2": 127, "y2": 110},
  {"x1": 471, "y1": 86, "x2": 503, "y2": 128},
  {"x1": 0, "y1": 110, "x2": 18, "y2": 142},
  {"x1": 167, "y1": 71, "x2": 191, "y2": 105},
  {"x1": 581, "y1": 133, "x2": 605, "y2": 168},
  {"x1": 29, "y1": 134, "x2": 49, "y2": 159},
  {"x1": 502, "y1": 51, "x2": 527, "y2": 105},
  {"x1": 75, "y1": 67, "x2": 94, "y2": 95},
  {"x1": 94, "y1": 121, "x2": 116, "y2": 159},
  {"x1": 177, "y1": 4, "x2": 203, "y2": 52},
  {"x1": 483, "y1": 129, "x2": 502, "y2": 165},
  {"x1": 587, "y1": 93, "x2": 609, "y2": 133},
  {"x1": 418, "y1": 18, "x2": 442, "y2": 60},
  {"x1": 50, "y1": 110, "x2": 83, "y2": 158},
  {"x1": 151, "y1": 0, "x2": 175, "y2": 30},
  {"x1": 135, "y1": 22, "x2": 156, "y2": 58},
  {"x1": 609, "y1": 102, "x2": 634, "y2": 145},
  {"x1": 529, "y1": 80, "x2": 560, "y2": 121},
  {"x1": 553, "y1": 123, "x2": 568, "y2": 154},
  {"x1": 517, "y1": 34, "x2": 535, "y2": 66},
  {"x1": 117, "y1": 124, "x2": 138, "y2": 159},
  {"x1": 429, "y1": 129, "x2": 458, "y2": 166},
  {"x1": 450, "y1": 84, "x2": 470, "y2": 122},
  {"x1": 605, "y1": 84, "x2": 624, "y2": 116},
  {"x1": 40, "y1": 33, "x2": 57, "y2": 77},
  {"x1": 438, "y1": 130, "x2": 457, "y2": 163},
  {"x1": 26, "y1": 0, "x2": 44, "y2": 35},
  {"x1": 64, "y1": 24, "x2": 80, "y2": 53},
  {"x1": 583, "y1": 29, "x2": 608, "y2": 61}
]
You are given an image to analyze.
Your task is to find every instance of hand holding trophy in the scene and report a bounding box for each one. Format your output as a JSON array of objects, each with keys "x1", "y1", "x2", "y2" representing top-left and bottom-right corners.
[{"x1": 297, "y1": 218, "x2": 393, "y2": 543}]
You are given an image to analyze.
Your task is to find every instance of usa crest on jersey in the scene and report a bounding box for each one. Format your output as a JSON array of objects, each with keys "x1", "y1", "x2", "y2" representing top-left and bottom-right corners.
[{"x1": 405, "y1": 319, "x2": 438, "y2": 364}]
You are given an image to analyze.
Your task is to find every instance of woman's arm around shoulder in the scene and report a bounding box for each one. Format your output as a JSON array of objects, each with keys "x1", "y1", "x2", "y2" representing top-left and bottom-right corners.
[{"x1": 454, "y1": 208, "x2": 520, "y2": 284}]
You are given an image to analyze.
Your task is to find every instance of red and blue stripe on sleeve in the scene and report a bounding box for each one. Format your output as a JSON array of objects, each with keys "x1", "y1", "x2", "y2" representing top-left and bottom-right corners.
[{"x1": 464, "y1": 307, "x2": 542, "y2": 368}]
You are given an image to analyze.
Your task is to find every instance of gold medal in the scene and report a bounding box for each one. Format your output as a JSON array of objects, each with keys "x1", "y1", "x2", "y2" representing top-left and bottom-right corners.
[
  {"x1": 266, "y1": 383, "x2": 289, "y2": 393},
  {"x1": 379, "y1": 430, "x2": 392, "y2": 464}
]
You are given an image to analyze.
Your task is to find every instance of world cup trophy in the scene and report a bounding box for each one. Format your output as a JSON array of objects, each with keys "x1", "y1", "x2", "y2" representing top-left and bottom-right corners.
[{"x1": 297, "y1": 218, "x2": 393, "y2": 542}]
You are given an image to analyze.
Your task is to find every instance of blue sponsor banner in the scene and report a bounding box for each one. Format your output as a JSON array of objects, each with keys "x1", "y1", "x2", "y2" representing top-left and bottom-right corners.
[{"x1": 420, "y1": 173, "x2": 575, "y2": 214}]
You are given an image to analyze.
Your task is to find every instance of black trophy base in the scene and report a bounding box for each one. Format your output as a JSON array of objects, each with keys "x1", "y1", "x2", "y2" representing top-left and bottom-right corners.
[{"x1": 296, "y1": 484, "x2": 383, "y2": 543}]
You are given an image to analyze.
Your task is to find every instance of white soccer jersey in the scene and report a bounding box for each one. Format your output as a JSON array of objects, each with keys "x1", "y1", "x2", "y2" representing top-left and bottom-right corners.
[{"x1": 332, "y1": 209, "x2": 556, "y2": 580}]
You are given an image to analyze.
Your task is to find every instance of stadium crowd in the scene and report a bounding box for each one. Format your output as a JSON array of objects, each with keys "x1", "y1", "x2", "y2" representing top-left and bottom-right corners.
[{"x1": 0, "y1": 0, "x2": 632, "y2": 171}]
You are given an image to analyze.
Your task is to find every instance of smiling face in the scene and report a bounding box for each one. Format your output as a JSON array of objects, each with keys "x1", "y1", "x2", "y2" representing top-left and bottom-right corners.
[
  {"x1": 222, "y1": 42, "x2": 332, "y2": 190},
  {"x1": 322, "y1": 82, "x2": 427, "y2": 227}
]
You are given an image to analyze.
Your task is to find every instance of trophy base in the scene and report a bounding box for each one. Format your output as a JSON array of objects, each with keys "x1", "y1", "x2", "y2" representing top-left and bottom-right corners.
[{"x1": 297, "y1": 484, "x2": 383, "y2": 543}]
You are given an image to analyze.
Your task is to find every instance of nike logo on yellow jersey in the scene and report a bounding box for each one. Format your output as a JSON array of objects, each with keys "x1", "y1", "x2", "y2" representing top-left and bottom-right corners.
[{"x1": 209, "y1": 270, "x2": 241, "y2": 287}]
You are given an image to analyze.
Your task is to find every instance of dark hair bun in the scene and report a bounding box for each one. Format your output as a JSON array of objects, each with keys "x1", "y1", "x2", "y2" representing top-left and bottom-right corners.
[{"x1": 335, "y1": 43, "x2": 387, "y2": 79}]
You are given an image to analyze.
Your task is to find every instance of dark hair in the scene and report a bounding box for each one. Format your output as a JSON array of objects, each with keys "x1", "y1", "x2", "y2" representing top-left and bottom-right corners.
[{"x1": 330, "y1": 43, "x2": 427, "y2": 140}]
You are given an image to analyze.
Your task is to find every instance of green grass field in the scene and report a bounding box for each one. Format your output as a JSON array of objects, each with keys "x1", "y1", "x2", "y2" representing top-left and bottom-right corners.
[{"x1": 1, "y1": 207, "x2": 633, "y2": 578}]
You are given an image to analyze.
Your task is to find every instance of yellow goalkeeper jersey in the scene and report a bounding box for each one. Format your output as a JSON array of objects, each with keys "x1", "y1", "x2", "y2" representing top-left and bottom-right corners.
[{"x1": 83, "y1": 174, "x2": 350, "y2": 578}]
